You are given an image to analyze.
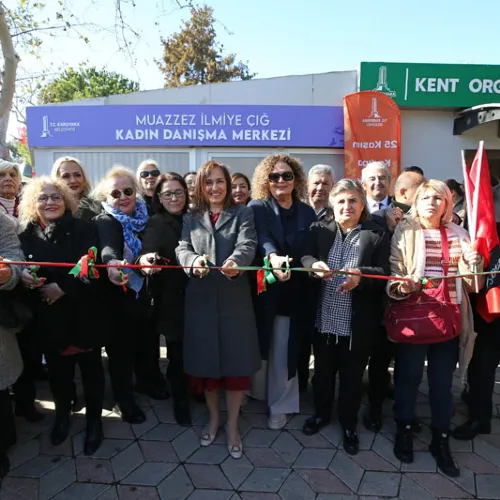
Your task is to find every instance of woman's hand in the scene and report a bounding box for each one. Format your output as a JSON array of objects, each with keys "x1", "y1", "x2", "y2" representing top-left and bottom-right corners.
[
  {"x1": 21, "y1": 267, "x2": 46, "y2": 289},
  {"x1": 0, "y1": 257, "x2": 12, "y2": 286},
  {"x1": 40, "y1": 283, "x2": 65, "y2": 305},
  {"x1": 398, "y1": 275, "x2": 421, "y2": 295},
  {"x1": 192, "y1": 255, "x2": 210, "y2": 277},
  {"x1": 220, "y1": 259, "x2": 239, "y2": 278},
  {"x1": 107, "y1": 259, "x2": 129, "y2": 287},
  {"x1": 269, "y1": 253, "x2": 293, "y2": 282},
  {"x1": 463, "y1": 245, "x2": 482, "y2": 267},
  {"x1": 311, "y1": 261, "x2": 333, "y2": 280},
  {"x1": 336, "y1": 268, "x2": 361, "y2": 293},
  {"x1": 139, "y1": 253, "x2": 161, "y2": 276}
]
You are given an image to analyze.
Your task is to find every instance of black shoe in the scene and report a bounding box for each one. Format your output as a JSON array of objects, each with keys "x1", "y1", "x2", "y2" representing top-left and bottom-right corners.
[
  {"x1": 430, "y1": 430, "x2": 460, "y2": 477},
  {"x1": 84, "y1": 418, "x2": 103, "y2": 456},
  {"x1": 342, "y1": 428, "x2": 359, "y2": 455},
  {"x1": 363, "y1": 408, "x2": 382, "y2": 433},
  {"x1": 135, "y1": 384, "x2": 170, "y2": 401},
  {"x1": 173, "y1": 399, "x2": 191, "y2": 427},
  {"x1": 452, "y1": 419, "x2": 491, "y2": 441},
  {"x1": 411, "y1": 419, "x2": 423, "y2": 434},
  {"x1": 114, "y1": 401, "x2": 146, "y2": 424},
  {"x1": 0, "y1": 452, "x2": 10, "y2": 480},
  {"x1": 51, "y1": 412, "x2": 71, "y2": 446},
  {"x1": 394, "y1": 423, "x2": 414, "y2": 463},
  {"x1": 302, "y1": 416, "x2": 329, "y2": 436},
  {"x1": 15, "y1": 403, "x2": 45, "y2": 423}
]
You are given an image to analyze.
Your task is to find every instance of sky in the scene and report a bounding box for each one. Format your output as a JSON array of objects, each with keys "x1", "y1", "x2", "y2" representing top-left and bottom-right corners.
[{"x1": 8, "y1": 0, "x2": 500, "y2": 138}]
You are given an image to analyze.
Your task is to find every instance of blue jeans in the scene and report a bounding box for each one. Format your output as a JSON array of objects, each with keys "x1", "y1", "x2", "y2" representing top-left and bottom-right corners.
[{"x1": 394, "y1": 338, "x2": 458, "y2": 430}]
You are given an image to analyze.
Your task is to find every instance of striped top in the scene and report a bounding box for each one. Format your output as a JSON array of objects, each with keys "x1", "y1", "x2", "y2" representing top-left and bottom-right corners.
[{"x1": 423, "y1": 228, "x2": 462, "y2": 304}]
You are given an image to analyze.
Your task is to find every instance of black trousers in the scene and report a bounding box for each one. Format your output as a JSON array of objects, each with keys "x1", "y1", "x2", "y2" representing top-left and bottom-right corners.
[
  {"x1": 45, "y1": 349, "x2": 104, "y2": 419},
  {"x1": 0, "y1": 389, "x2": 16, "y2": 453},
  {"x1": 367, "y1": 326, "x2": 394, "y2": 412},
  {"x1": 312, "y1": 332, "x2": 369, "y2": 429},
  {"x1": 467, "y1": 319, "x2": 500, "y2": 423},
  {"x1": 12, "y1": 325, "x2": 39, "y2": 409},
  {"x1": 166, "y1": 340, "x2": 188, "y2": 399},
  {"x1": 297, "y1": 330, "x2": 312, "y2": 389},
  {"x1": 135, "y1": 321, "x2": 165, "y2": 389}
]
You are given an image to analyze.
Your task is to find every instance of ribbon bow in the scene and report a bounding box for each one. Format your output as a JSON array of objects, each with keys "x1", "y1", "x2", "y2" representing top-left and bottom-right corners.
[
  {"x1": 257, "y1": 256, "x2": 290, "y2": 294},
  {"x1": 69, "y1": 247, "x2": 100, "y2": 284}
]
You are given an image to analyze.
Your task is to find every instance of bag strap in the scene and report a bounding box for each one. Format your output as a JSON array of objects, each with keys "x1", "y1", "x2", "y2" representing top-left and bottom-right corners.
[{"x1": 439, "y1": 226, "x2": 452, "y2": 302}]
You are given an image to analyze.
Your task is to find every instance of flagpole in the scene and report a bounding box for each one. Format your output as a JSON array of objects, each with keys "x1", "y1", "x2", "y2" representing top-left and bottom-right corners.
[{"x1": 471, "y1": 142, "x2": 485, "y2": 292}]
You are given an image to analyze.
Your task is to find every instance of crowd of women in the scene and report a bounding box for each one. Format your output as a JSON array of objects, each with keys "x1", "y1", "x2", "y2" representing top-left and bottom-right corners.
[{"x1": 0, "y1": 154, "x2": 499, "y2": 482}]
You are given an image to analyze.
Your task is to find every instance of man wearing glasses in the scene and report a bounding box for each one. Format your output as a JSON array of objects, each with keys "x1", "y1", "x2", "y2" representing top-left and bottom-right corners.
[{"x1": 137, "y1": 159, "x2": 161, "y2": 215}]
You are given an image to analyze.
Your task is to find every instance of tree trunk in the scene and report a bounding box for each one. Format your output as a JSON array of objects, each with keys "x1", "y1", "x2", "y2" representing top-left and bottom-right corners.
[{"x1": 0, "y1": 4, "x2": 20, "y2": 159}]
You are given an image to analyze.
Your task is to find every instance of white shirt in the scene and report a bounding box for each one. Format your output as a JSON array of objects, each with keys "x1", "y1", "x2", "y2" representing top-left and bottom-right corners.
[{"x1": 367, "y1": 196, "x2": 390, "y2": 214}]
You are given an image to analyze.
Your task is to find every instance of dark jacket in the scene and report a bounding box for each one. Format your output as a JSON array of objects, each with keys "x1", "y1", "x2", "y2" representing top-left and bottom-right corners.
[
  {"x1": 140, "y1": 211, "x2": 188, "y2": 342},
  {"x1": 249, "y1": 197, "x2": 317, "y2": 379},
  {"x1": 302, "y1": 219, "x2": 391, "y2": 353},
  {"x1": 75, "y1": 196, "x2": 101, "y2": 222},
  {"x1": 371, "y1": 200, "x2": 411, "y2": 233},
  {"x1": 19, "y1": 213, "x2": 107, "y2": 350}
]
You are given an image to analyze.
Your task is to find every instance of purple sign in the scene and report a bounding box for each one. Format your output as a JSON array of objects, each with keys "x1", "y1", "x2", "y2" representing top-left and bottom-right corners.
[{"x1": 26, "y1": 104, "x2": 344, "y2": 148}]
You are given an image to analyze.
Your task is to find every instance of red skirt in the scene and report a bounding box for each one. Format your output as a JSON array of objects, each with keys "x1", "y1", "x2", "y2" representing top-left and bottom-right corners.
[{"x1": 188, "y1": 376, "x2": 251, "y2": 393}]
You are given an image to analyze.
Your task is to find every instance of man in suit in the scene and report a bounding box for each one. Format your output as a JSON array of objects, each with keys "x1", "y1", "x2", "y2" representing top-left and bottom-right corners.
[
  {"x1": 363, "y1": 170, "x2": 425, "y2": 433},
  {"x1": 361, "y1": 162, "x2": 393, "y2": 214},
  {"x1": 307, "y1": 164, "x2": 335, "y2": 222}
]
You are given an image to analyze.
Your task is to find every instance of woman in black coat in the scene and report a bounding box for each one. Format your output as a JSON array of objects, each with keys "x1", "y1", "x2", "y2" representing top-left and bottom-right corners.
[
  {"x1": 18, "y1": 177, "x2": 105, "y2": 456},
  {"x1": 140, "y1": 172, "x2": 190, "y2": 425},
  {"x1": 301, "y1": 179, "x2": 390, "y2": 455}
]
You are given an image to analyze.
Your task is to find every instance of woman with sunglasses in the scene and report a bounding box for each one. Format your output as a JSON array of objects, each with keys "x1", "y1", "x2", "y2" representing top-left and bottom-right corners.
[
  {"x1": 137, "y1": 160, "x2": 161, "y2": 215},
  {"x1": 93, "y1": 166, "x2": 161, "y2": 424},
  {"x1": 248, "y1": 154, "x2": 316, "y2": 430},
  {"x1": 140, "y1": 173, "x2": 191, "y2": 425},
  {"x1": 17, "y1": 177, "x2": 106, "y2": 455}
]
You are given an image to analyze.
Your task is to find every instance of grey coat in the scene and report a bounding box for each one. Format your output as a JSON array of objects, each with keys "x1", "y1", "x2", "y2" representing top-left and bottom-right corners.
[
  {"x1": 176, "y1": 204, "x2": 261, "y2": 378},
  {"x1": 0, "y1": 213, "x2": 24, "y2": 390}
]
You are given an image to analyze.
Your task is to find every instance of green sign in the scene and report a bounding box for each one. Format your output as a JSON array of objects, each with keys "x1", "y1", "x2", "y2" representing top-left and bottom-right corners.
[{"x1": 360, "y1": 62, "x2": 500, "y2": 108}]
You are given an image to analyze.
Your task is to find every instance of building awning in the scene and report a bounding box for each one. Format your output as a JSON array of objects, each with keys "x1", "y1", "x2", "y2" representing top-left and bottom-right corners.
[{"x1": 454, "y1": 104, "x2": 500, "y2": 136}]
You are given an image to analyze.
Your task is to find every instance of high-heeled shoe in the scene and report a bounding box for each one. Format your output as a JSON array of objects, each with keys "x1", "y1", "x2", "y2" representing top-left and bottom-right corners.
[{"x1": 225, "y1": 425, "x2": 242, "y2": 460}]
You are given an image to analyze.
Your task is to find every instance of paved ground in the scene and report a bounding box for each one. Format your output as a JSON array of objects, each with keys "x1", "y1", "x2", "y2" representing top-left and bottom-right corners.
[{"x1": 2, "y1": 362, "x2": 500, "y2": 500}]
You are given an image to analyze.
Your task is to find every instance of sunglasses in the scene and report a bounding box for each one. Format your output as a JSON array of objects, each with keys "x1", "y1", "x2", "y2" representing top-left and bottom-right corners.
[
  {"x1": 109, "y1": 187, "x2": 135, "y2": 199},
  {"x1": 37, "y1": 193, "x2": 63, "y2": 203},
  {"x1": 159, "y1": 189, "x2": 185, "y2": 200},
  {"x1": 268, "y1": 172, "x2": 294, "y2": 183},
  {"x1": 139, "y1": 169, "x2": 160, "y2": 179}
]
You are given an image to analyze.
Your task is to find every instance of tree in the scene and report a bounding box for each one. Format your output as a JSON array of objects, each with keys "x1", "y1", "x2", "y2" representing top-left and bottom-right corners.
[
  {"x1": 38, "y1": 67, "x2": 139, "y2": 104},
  {"x1": 158, "y1": 5, "x2": 255, "y2": 88}
]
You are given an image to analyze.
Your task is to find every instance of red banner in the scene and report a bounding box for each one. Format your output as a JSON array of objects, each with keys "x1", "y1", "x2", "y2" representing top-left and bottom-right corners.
[{"x1": 343, "y1": 91, "x2": 401, "y2": 180}]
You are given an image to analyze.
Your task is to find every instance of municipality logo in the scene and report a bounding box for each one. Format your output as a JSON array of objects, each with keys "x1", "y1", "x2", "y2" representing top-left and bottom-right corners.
[
  {"x1": 372, "y1": 65, "x2": 396, "y2": 98},
  {"x1": 41, "y1": 115, "x2": 52, "y2": 138},
  {"x1": 362, "y1": 98, "x2": 387, "y2": 128}
]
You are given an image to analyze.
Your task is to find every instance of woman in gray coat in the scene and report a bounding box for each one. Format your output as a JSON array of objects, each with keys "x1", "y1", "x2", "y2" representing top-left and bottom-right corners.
[
  {"x1": 176, "y1": 161, "x2": 261, "y2": 460},
  {"x1": 0, "y1": 213, "x2": 25, "y2": 478}
]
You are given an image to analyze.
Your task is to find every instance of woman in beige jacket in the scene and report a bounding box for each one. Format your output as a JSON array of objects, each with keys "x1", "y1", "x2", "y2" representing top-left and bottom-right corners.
[{"x1": 387, "y1": 180, "x2": 482, "y2": 478}]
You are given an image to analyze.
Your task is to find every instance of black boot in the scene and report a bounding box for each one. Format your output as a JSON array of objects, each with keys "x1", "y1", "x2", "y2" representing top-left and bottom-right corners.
[
  {"x1": 0, "y1": 451, "x2": 10, "y2": 480},
  {"x1": 51, "y1": 411, "x2": 71, "y2": 446},
  {"x1": 394, "y1": 422, "x2": 414, "y2": 463},
  {"x1": 114, "y1": 400, "x2": 146, "y2": 424},
  {"x1": 363, "y1": 407, "x2": 382, "y2": 433},
  {"x1": 170, "y1": 378, "x2": 191, "y2": 427},
  {"x1": 430, "y1": 429, "x2": 460, "y2": 477},
  {"x1": 452, "y1": 419, "x2": 491, "y2": 440},
  {"x1": 84, "y1": 418, "x2": 103, "y2": 456}
]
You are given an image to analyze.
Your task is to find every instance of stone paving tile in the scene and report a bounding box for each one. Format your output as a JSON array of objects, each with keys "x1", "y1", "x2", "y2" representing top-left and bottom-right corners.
[
  {"x1": 243, "y1": 429, "x2": 280, "y2": 448},
  {"x1": 220, "y1": 455, "x2": 254, "y2": 489},
  {"x1": 473, "y1": 436, "x2": 500, "y2": 467},
  {"x1": 139, "y1": 440, "x2": 180, "y2": 463},
  {"x1": 153, "y1": 406, "x2": 178, "y2": 424},
  {"x1": 73, "y1": 436, "x2": 132, "y2": 459},
  {"x1": 371, "y1": 433, "x2": 402, "y2": 469},
  {"x1": 157, "y1": 465, "x2": 194, "y2": 500},
  {"x1": 172, "y1": 428, "x2": 201, "y2": 462},
  {"x1": 240, "y1": 413, "x2": 269, "y2": 429},
  {"x1": 476, "y1": 474, "x2": 500, "y2": 499},
  {"x1": 293, "y1": 448, "x2": 335, "y2": 469},
  {"x1": 38, "y1": 458, "x2": 76, "y2": 500},
  {"x1": 319, "y1": 425, "x2": 342, "y2": 447},
  {"x1": 0, "y1": 477, "x2": 39, "y2": 500},
  {"x1": 328, "y1": 450, "x2": 364, "y2": 492},
  {"x1": 445, "y1": 465, "x2": 477, "y2": 497},
  {"x1": 102, "y1": 420, "x2": 135, "y2": 440},
  {"x1": 9, "y1": 455, "x2": 70, "y2": 478},
  {"x1": 239, "y1": 494, "x2": 280, "y2": 500},
  {"x1": 278, "y1": 470, "x2": 315, "y2": 500},
  {"x1": 110, "y1": 442, "x2": 144, "y2": 482},
  {"x1": 240, "y1": 467, "x2": 290, "y2": 493},
  {"x1": 357, "y1": 471, "x2": 401, "y2": 497},
  {"x1": 315, "y1": 495, "x2": 358, "y2": 500},
  {"x1": 351, "y1": 450, "x2": 397, "y2": 471},
  {"x1": 240, "y1": 399, "x2": 268, "y2": 414},
  {"x1": 116, "y1": 485, "x2": 160, "y2": 499},
  {"x1": 245, "y1": 447, "x2": 288, "y2": 468},
  {"x1": 289, "y1": 430, "x2": 332, "y2": 449},
  {"x1": 39, "y1": 433, "x2": 73, "y2": 457},
  {"x1": 454, "y1": 451, "x2": 500, "y2": 474},
  {"x1": 271, "y1": 432, "x2": 303, "y2": 465},
  {"x1": 7, "y1": 437, "x2": 40, "y2": 469},
  {"x1": 400, "y1": 451, "x2": 437, "y2": 472},
  {"x1": 51, "y1": 482, "x2": 110, "y2": 500},
  {"x1": 187, "y1": 490, "x2": 234, "y2": 500},
  {"x1": 76, "y1": 457, "x2": 115, "y2": 483},
  {"x1": 186, "y1": 444, "x2": 229, "y2": 465},
  {"x1": 121, "y1": 461, "x2": 176, "y2": 486},
  {"x1": 185, "y1": 464, "x2": 233, "y2": 490},
  {"x1": 407, "y1": 472, "x2": 472, "y2": 498},
  {"x1": 297, "y1": 469, "x2": 352, "y2": 494},
  {"x1": 284, "y1": 415, "x2": 306, "y2": 430},
  {"x1": 97, "y1": 485, "x2": 119, "y2": 499},
  {"x1": 142, "y1": 423, "x2": 185, "y2": 442},
  {"x1": 398, "y1": 475, "x2": 438, "y2": 500}
]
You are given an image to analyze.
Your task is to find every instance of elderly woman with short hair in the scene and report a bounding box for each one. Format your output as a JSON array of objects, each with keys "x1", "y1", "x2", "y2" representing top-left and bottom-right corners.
[
  {"x1": 301, "y1": 179, "x2": 390, "y2": 455},
  {"x1": 249, "y1": 154, "x2": 317, "y2": 430},
  {"x1": 0, "y1": 159, "x2": 21, "y2": 220}
]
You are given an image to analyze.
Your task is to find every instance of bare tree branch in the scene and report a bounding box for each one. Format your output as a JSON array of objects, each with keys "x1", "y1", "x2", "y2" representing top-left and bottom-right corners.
[{"x1": 0, "y1": 4, "x2": 20, "y2": 119}]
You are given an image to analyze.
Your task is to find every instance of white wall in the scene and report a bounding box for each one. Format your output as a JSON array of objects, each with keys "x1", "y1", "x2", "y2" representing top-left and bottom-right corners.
[{"x1": 401, "y1": 110, "x2": 500, "y2": 181}]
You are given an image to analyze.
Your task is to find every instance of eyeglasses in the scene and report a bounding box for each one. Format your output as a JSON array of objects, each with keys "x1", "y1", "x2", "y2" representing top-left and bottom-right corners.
[
  {"x1": 139, "y1": 169, "x2": 160, "y2": 179},
  {"x1": 268, "y1": 172, "x2": 294, "y2": 183},
  {"x1": 37, "y1": 193, "x2": 63, "y2": 203},
  {"x1": 109, "y1": 187, "x2": 135, "y2": 199},
  {"x1": 159, "y1": 189, "x2": 185, "y2": 200}
]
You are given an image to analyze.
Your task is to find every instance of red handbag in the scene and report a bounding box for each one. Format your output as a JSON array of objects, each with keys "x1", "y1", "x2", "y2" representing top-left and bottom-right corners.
[{"x1": 384, "y1": 226, "x2": 462, "y2": 344}]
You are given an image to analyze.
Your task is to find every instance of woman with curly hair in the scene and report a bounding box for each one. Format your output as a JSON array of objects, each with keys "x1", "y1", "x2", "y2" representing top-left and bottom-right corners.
[{"x1": 249, "y1": 153, "x2": 316, "y2": 430}]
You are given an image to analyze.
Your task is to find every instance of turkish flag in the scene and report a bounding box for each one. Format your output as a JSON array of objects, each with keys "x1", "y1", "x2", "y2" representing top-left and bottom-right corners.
[{"x1": 463, "y1": 144, "x2": 500, "y2": 322}]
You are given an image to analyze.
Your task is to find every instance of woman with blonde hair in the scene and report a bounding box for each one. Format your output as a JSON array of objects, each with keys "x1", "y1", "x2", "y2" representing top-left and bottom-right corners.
[
  {"x1": 18, "y1": 177, "x2": 106, "y2": 455},
  {"x1": 386, "y1": 179, "x2": 482, "y2": 477},
  {"x1": 52, "y1": 156, "x2": 100, "y2": 221},
  {"x1": 248, "y1": 153, "x2": 316, "y2": 430}
]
